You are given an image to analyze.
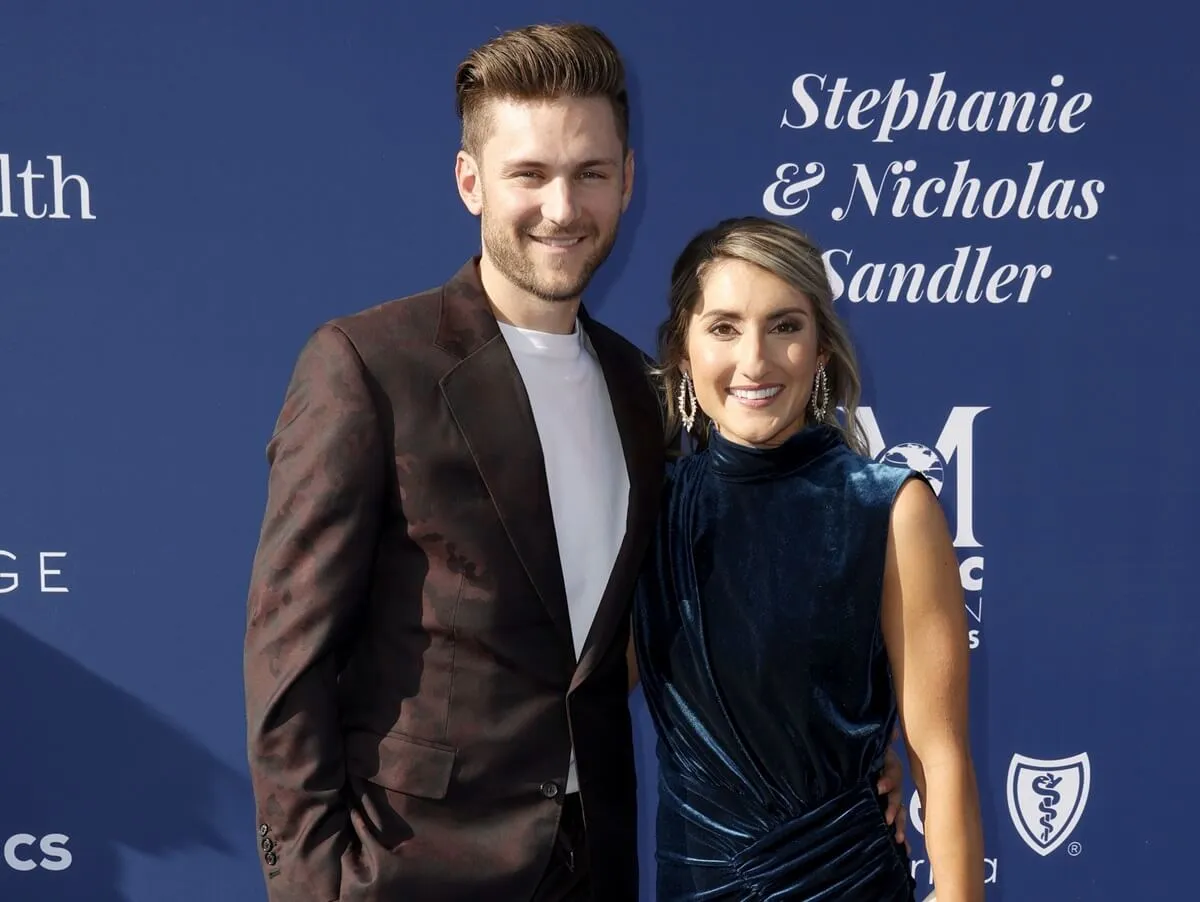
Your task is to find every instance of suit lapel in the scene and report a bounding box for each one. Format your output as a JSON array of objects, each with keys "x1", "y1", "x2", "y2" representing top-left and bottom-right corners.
[
  {"x1": 434, "y1": 262, "x2": 662, "y2": 681},
  {"x1": 436, "y1": 261, "x2": 574, "y2": 652},
  {"x1": 569, "y1": 312, "x2": 661, "y2": 691}
]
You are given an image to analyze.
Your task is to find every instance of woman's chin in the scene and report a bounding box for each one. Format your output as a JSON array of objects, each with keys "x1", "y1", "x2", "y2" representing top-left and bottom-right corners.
[{"x1": 715, "y1": 413, "x2": 802, "y2": 449}]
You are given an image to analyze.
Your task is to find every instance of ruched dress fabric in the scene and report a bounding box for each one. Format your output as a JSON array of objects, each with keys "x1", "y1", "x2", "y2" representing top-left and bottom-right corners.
[{"x1": 633, "y1": 423, "x2": 921, "y2": 901}]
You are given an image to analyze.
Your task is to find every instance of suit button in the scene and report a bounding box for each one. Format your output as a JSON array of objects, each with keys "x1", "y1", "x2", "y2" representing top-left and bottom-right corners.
[
  {"x1": 261, "y1": 837, "x2": 274, "y2": 852},
  {"x1": 540, "y1": 782, "x2": 559, "y2": 799},
  {"x1": 265, "y1": 851, "x2": 278, "y2": 866},
  {"x1": 259, "y1": 824, "x2": 270, "y2": 837}
]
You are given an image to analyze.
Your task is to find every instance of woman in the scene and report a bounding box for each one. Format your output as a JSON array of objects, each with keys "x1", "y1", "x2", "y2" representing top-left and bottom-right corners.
[{"x1": 633, "y1": 216, "x2": 984, "y2": 901}]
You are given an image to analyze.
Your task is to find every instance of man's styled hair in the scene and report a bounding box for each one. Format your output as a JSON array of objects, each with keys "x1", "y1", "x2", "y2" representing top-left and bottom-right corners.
[{"x1": 454, "y1": 23, "x2": 630, "y2": 156}]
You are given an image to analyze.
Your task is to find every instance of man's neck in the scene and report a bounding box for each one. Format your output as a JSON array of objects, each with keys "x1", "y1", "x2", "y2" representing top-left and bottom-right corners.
[{"x1": 479, "y1": 255, "x2": 580, "y2": 335}]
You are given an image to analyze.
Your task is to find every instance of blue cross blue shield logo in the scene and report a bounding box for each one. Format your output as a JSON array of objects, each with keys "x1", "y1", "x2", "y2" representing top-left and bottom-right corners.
[{"x1": 1006, "y1": 752, "x2": 1091, "y2": 856}]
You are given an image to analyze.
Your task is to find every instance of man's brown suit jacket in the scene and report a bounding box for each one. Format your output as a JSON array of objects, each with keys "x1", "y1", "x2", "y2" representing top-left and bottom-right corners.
[{"x1": 243, "y1": 259, "x2": 666, "y2": 901}]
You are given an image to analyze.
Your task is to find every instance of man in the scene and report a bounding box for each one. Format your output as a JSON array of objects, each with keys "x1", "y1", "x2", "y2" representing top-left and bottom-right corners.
[{"x1": 243, "y1": 22, "x2": 904, "y2": 902}]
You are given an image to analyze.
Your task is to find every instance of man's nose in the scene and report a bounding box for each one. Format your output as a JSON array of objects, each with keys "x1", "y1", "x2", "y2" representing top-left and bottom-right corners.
[{"x1": 541, "y1": 178, "x2": 579, "y2": 226}]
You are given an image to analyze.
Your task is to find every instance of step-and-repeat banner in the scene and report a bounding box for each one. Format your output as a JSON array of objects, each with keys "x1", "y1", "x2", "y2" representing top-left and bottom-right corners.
[{"x1": 2, "y1": 2, "x2": 1194, "y2": 899}]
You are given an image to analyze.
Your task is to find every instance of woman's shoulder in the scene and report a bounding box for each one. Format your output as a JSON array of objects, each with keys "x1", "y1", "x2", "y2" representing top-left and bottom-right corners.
[
  {"x1": 659, "y1": 448, "x2": 713, "y2": 516},
  {"x1": 823, "y1": 444, "x2": 929, "y2": 506},
  {"x1": 664, "y1": 446, "x2": 708, "y2": 483}
]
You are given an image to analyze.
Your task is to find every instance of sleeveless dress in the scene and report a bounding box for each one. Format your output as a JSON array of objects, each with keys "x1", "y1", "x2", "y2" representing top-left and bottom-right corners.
[{"x1": 633, "y1": 423, "x2": 921, "y2": 900}]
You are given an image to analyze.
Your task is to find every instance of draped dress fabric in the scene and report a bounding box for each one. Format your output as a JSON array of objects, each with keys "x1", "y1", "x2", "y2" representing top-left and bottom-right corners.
[{"x1": 633, "y1": 423, "x2": 923, "y2": 901}]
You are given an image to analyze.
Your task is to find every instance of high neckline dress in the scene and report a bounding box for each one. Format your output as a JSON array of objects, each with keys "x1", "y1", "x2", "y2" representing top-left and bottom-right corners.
[{"x1": 633, "y1": 423, "x2": 921, "y2": 900}]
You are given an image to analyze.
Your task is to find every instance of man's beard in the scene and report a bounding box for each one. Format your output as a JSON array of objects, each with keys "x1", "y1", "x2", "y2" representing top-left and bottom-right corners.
[{"x1": 482, "y1": 212, "x2": 619, "y2": 303}]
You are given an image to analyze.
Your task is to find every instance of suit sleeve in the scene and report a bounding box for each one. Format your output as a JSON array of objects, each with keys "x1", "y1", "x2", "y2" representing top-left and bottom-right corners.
[{"x1": 243, "y1": 324, "x2": 385, "y2": 902}]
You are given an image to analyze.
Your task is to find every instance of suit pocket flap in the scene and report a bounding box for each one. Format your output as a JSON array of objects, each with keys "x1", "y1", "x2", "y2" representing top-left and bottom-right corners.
[{"x1": 344, "y1": 729, "x2": 456, "y2": 800}]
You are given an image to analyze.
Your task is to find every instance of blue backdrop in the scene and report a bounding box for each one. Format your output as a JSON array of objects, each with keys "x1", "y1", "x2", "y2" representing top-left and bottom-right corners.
[{"x1": 3, "y1": 1, "x2": 1196, "y2": 899}]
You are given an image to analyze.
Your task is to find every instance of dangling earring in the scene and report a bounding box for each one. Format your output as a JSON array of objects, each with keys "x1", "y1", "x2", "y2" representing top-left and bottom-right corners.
[
  {"x1": 810, "y1": 362, "x2": 829, "y2": 422},
  {"x1": 677, "y1": 372, "x2": 698, "y2": 432}
]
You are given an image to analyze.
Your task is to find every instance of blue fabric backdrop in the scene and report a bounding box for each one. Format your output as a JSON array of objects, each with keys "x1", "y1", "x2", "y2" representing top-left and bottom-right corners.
[{"x1": 2, "y1": 1, "x2": 1195, "y2": 899}]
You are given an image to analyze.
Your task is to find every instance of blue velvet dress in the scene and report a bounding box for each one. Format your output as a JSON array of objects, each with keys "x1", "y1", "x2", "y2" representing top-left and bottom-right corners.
[{"x1": 633, "y1": 423, "x2": 920, "y2": 900}]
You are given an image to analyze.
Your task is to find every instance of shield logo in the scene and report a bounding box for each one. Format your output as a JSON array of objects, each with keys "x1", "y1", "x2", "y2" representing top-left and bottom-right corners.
[{"x1": 1006, "y1": 752, "x2": 1091, "y2": 856}]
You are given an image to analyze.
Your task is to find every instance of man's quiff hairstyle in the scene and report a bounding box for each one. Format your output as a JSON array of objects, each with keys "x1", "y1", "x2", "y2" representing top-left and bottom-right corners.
[{"x1": 454, "y1": 23, "x2": 630, "y2": 156}]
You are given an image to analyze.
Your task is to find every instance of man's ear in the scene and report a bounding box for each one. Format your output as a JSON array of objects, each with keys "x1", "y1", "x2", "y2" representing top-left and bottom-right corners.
[{"x1": 455, "y1": 150, "x2": 483, "y2": 216}]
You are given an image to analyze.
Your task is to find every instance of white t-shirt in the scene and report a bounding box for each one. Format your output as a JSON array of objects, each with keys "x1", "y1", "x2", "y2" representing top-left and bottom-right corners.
[{"x1": 498, "y1": 319, "x2": 629, "y2": 794}]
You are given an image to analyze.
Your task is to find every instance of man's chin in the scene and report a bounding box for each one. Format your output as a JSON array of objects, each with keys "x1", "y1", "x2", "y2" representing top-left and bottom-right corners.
[
  {"x1": 525, "y1": 268, "x2": 592, "y2": 302},
  {"x1": 531, "y1": 285, "x2": 587, "y2": 303}
]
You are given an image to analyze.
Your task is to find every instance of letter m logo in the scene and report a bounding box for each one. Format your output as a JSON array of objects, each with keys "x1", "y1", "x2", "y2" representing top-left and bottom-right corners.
[{"x1": 853, "y1": 407, "x2": 989, "y2": 549}]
